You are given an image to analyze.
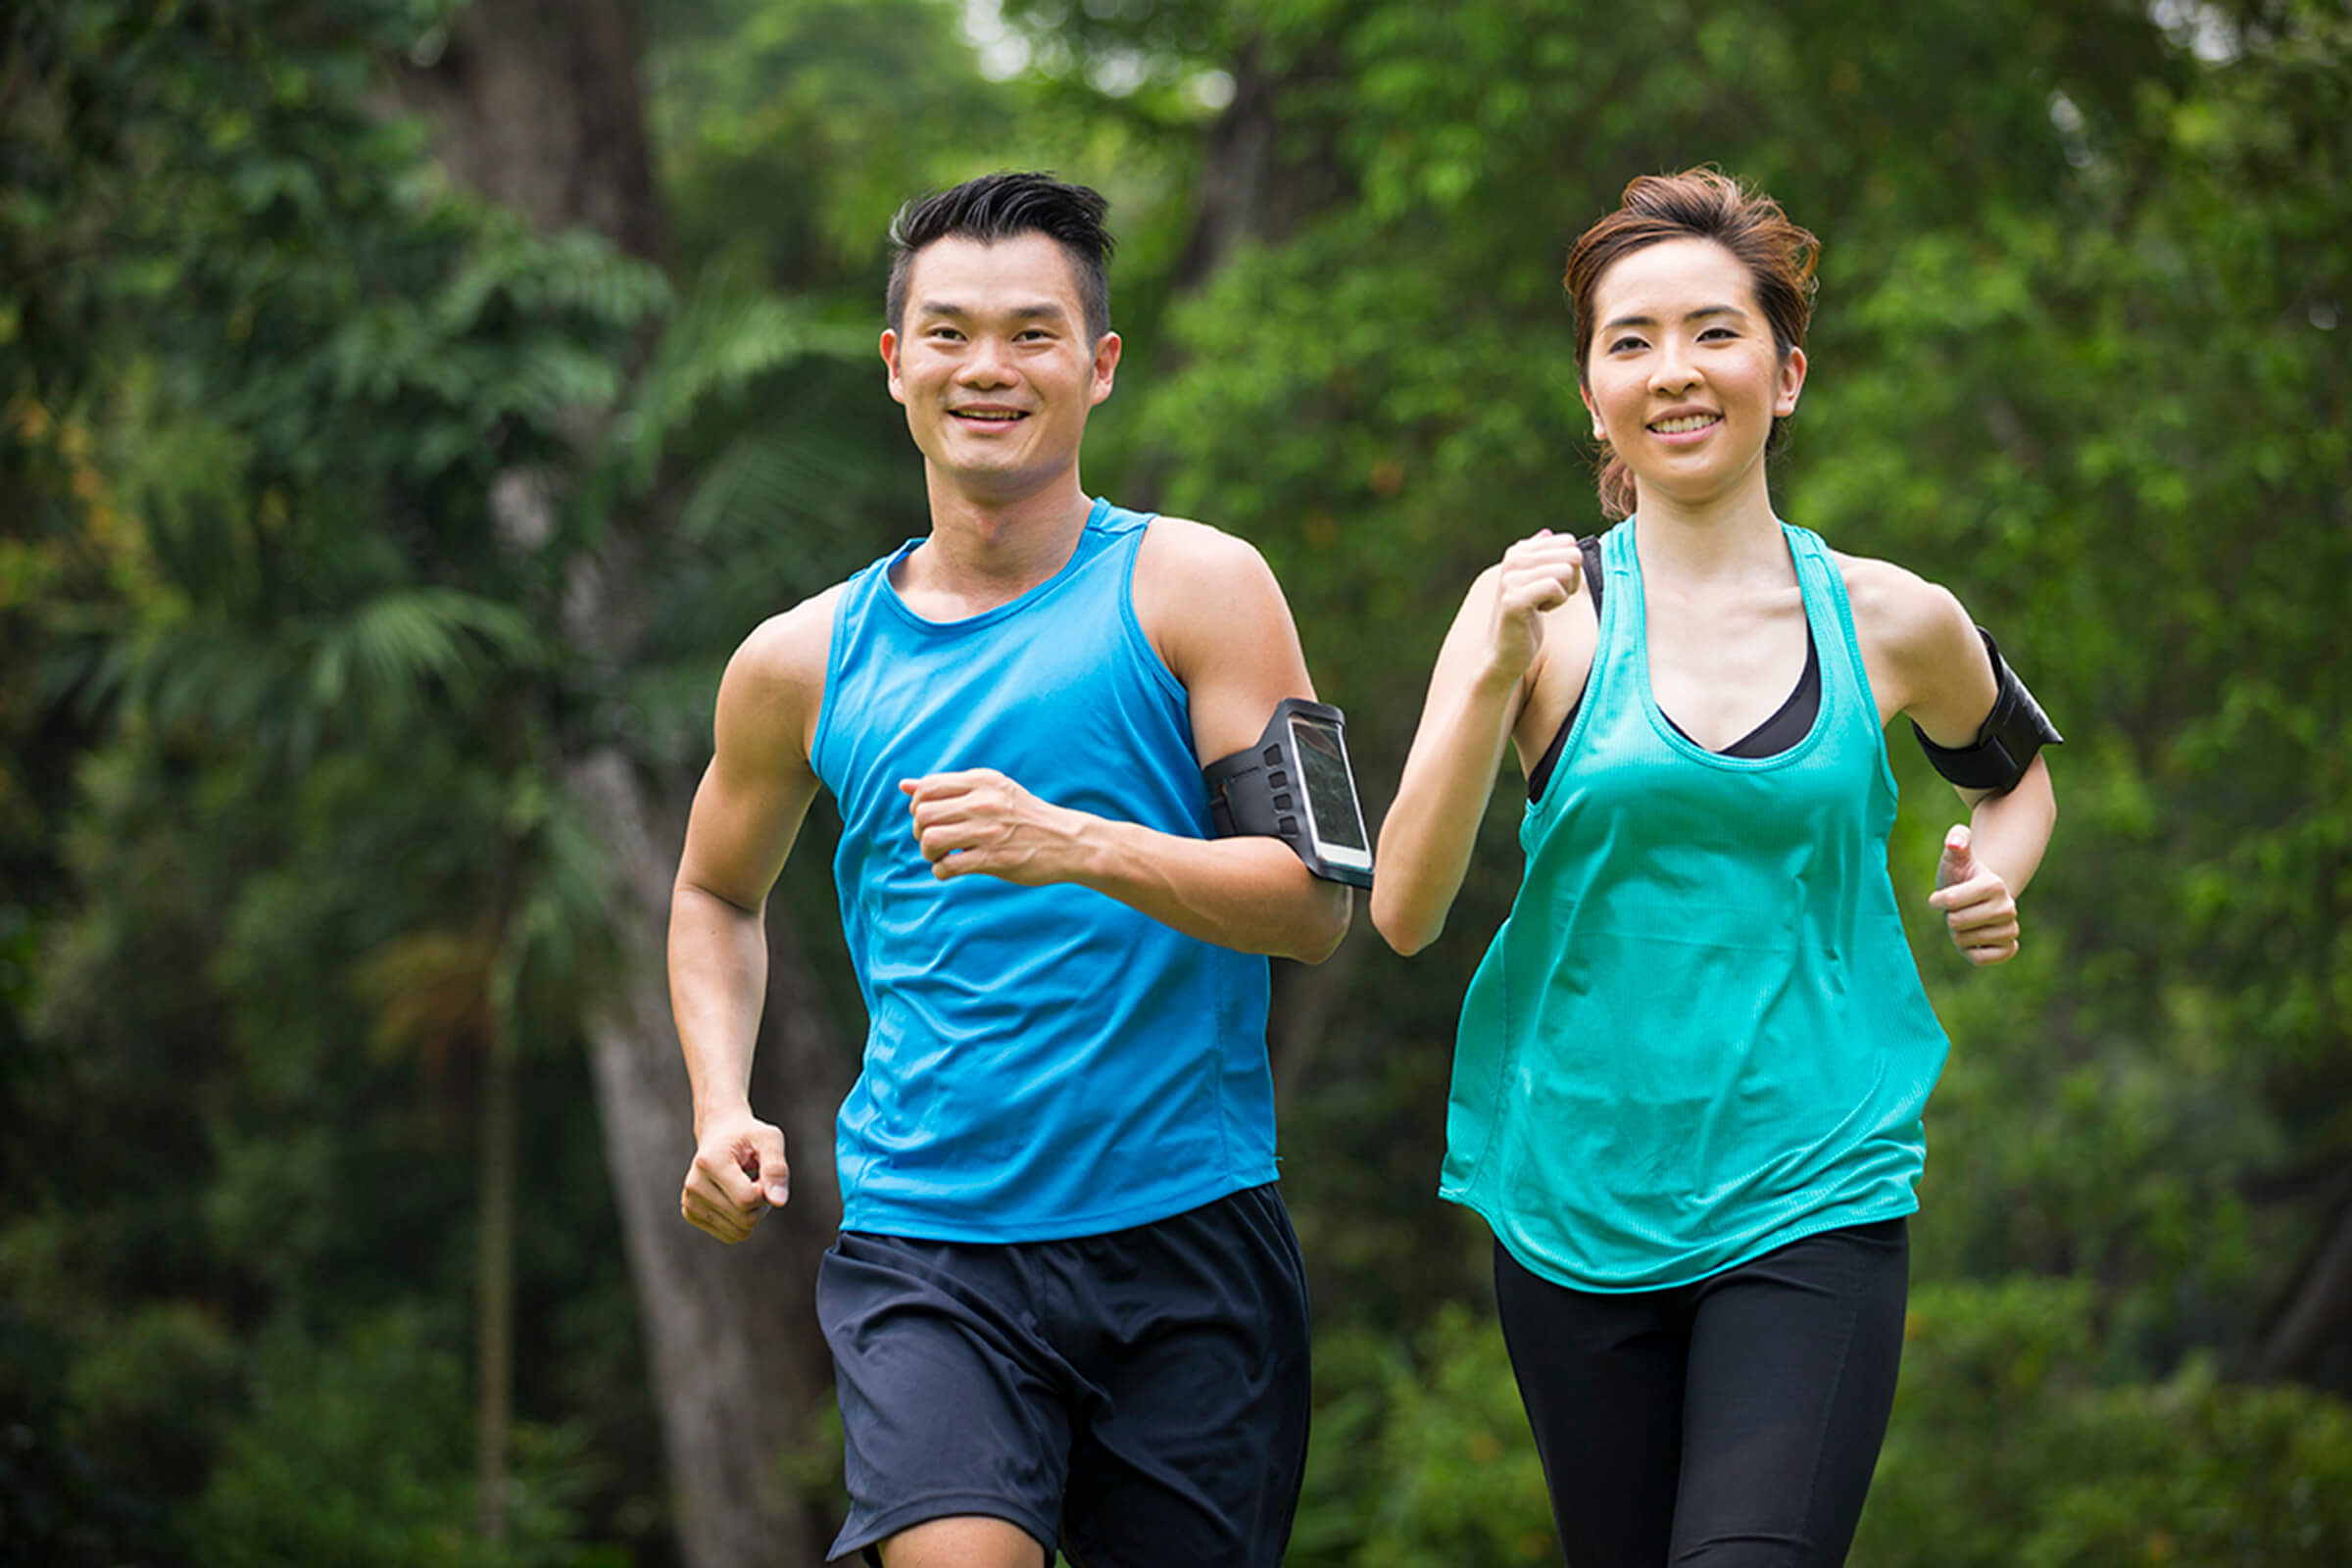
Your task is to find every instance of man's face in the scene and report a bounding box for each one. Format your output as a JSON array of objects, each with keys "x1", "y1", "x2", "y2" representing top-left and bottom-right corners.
[{"x1": 880, "y1": 232, "x2": 1120, "y2": 504}]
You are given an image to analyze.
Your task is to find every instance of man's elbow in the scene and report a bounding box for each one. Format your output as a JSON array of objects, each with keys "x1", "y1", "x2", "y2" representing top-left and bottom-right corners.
[
  {"x1": 672, "y1": 876, "x2": 765, "y2": 926},
  {"x1": 1280, "y1": 884, "x2": 1352, "y2": 965}
]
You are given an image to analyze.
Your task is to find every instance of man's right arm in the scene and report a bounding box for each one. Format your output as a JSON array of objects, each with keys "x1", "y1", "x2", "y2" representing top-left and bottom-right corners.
[{"x1": 669, "y1": 589, "x2": 836, "y2": 1244}]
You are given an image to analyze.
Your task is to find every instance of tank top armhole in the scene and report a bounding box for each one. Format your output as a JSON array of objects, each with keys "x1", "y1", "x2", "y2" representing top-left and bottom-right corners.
[
  {"x1": 807, "y1": 571, "x2": 867, "y2": 789},
  {"x1": 1527, "y1": 534, "x2": 1608, "y2": 804},
  {"x1": 1791, "y1": 524, "x2": 1901, "y2": 799},
  {"x1": 1115, "y1": 511, "x2": 1189, "y2": 708}
]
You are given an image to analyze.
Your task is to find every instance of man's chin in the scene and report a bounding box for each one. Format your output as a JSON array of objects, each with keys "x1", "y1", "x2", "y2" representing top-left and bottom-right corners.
[{"x1": 928, "y1": 458, "x2": 1061, "y2": 504}]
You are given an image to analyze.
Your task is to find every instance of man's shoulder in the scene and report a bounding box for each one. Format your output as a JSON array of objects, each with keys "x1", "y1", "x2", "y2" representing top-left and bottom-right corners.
[
  {"x1": 1128, "y1": 514, "x2": 1305, "y2": 697},
  {"x1": 1133, "y1": 513, "x2": 1277, "y2": 595},
  {"x1": 725, "y1": 583, "x2": 849, "y2": 702}
]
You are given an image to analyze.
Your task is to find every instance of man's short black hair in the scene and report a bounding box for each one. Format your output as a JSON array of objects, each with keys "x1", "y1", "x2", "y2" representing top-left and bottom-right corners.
[{"x1": 886, "y1": 172, "x2": 1116, "y2": 343}]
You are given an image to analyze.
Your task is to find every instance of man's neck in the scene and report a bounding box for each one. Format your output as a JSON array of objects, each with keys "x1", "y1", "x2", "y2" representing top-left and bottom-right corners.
[{"x1": 894, "y1": 471, "x2": 1097, "y2": 620}]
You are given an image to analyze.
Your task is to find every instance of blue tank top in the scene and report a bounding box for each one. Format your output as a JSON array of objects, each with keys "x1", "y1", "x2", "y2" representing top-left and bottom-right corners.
[
  {"x1": 1442, "y1": 520, "x2": 1950, "y2": 1291},
  {"x1": 810, "y1": 498, "x2": 1277, "y2": 1242}
]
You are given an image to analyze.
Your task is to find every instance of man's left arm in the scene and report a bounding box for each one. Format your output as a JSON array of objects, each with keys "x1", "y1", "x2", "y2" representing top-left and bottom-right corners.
[{"x1": 900, "y1": 518, "x2": 1352, "y2": 963}]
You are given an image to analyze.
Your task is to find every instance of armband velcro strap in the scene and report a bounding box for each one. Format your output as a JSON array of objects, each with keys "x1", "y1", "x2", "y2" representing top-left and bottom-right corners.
[
  {"x1": 1203, "y1": 699, "x2": 1374, "y2": 888},
  {"x1": 1911, "y1": 629, "x2": 2063, "y2": 794}
]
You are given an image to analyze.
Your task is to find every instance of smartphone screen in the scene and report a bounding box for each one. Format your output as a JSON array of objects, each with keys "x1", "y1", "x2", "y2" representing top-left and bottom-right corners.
[{"x1": 1288, "y1": 714, "x2": 1372, "y2": 870}]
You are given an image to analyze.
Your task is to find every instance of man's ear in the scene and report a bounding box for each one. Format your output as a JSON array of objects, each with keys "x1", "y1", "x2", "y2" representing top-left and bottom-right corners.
[
  {"x1": 1089, "y1": 331, "x2": 1123, "y2": 407},
  {"x1": 880, "y1": 329, "x2": 906, "y2": 405}
]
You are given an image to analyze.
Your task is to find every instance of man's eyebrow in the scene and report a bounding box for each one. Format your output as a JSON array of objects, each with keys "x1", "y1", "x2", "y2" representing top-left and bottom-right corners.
[
  {"x1": 912, "y1": 301, "x2": 1071, "y2": 322},
  {"x1": 1599, "y1": 304, "x2": 1748, "y2": 333}
]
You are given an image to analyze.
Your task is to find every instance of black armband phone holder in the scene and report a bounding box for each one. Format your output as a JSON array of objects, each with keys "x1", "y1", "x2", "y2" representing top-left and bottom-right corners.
[
  {"x1": 1204, "y1": 699, "x2": 1374, "y2": 888},
  {"x1": 1911, "y1": 629, "x2": 2063, "y2": 793}
]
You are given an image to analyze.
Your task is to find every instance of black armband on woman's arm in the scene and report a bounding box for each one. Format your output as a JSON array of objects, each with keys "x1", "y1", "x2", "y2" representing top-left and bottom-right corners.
[{"x1": 1910, "y1": 630, "x2": 2063, "y2": 794}]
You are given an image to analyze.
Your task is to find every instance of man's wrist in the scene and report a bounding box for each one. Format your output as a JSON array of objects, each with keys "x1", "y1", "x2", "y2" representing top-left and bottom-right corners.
[
  {"x1": 1059, "y1": 805, "x2": 1125, "y2": 889},
  {"x1": 692, "y1": 1094, "x2": 756, "y2": 1144}
]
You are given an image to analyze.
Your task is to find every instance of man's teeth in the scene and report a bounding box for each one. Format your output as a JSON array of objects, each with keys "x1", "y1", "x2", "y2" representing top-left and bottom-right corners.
[
  {"x1": 956, "y1": 411, "x2": 1023, "y2": 420},
  {"x1": 1651, "y1": 415, "x2": 1718, "y2": 433}
]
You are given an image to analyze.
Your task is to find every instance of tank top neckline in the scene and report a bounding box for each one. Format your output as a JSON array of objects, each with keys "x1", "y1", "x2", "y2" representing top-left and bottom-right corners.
[
  {"x1": 1616, "y1": 517, "x2": 1840, "y2": 775},
  {"x1": 1528, "y1": 530, "x2": 1822, "y2": 802},
  {"x1": 875, "y1": 495, "x2": 1116, "y2": 635}
]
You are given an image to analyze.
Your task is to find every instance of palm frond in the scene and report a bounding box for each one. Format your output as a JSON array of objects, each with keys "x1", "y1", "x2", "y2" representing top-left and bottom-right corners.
[
  {"x1": 602, "y1": 270, "x2": 870, "y2": 499},
  {"x1": 309, "y1": 588, "x2": 543, "y2": 716}
]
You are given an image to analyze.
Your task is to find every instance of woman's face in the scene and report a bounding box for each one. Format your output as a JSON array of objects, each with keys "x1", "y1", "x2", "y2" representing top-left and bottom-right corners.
[{"x1": 1580, "y1": 236, "x2": 1805, "y2": 514}]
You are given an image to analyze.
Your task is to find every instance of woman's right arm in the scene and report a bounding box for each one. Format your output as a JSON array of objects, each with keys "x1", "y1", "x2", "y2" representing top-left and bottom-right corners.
[{"x1": 1372, "y1": 531, "x2": 1586, "y2": 955}]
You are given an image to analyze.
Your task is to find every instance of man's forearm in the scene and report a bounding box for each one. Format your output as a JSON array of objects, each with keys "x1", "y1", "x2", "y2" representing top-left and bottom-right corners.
[
  {"x1": 1071, "y1": 820, "x2": 1351, "y2": 964},
  {"x1": 667, "y1": 882, "x2": 772, "y2": 1135}
]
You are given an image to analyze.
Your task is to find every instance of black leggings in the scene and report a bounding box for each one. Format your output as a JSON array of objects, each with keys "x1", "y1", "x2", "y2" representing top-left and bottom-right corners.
[{"x1": 1493, "y1": 1219, "x2": 1908, "y2": 1568}]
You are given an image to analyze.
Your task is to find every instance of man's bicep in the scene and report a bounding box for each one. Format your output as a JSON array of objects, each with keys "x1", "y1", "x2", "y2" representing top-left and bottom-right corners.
[
  {"x1": 675, "y1": 615, "x2": 829, "y2": 911},
  {"x1": 1172, "y1": 546, "x2": 1322, "y2": 766},
  {"x1": 676, "y1": 747, "x2": 819, "y2": 914}
]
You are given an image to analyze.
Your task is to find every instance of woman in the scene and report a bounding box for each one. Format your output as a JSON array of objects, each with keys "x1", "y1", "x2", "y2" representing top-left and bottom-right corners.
[{"x1": 1370, "y1": 169, "x2": 2059, "y2": 1565}]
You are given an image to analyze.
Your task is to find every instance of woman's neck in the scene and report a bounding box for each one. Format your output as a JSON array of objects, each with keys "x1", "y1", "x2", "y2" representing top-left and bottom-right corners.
[{"x1": 1629, "y1": 478, "x2": 1788, "y2": 588}]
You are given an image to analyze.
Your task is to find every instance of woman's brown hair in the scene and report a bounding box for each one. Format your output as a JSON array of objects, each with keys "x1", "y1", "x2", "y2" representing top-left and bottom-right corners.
[{"x1": 1564, "y1": 169, "x2": 1820, "y2": 521}]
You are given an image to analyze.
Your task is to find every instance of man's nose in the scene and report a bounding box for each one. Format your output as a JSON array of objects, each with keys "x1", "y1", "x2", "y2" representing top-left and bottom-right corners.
[{"x1": 958, "y1": 335, "x2": 1017, "y2": 385}]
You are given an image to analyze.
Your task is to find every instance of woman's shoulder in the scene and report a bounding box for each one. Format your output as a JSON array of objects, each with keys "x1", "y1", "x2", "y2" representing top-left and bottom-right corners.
[
  {"x1": 1827, "y1": 547, "x2": 1993, "y2": 727},
  {"x1": 1829, "y1": 549, "x2": 1972, "y2": 661}
]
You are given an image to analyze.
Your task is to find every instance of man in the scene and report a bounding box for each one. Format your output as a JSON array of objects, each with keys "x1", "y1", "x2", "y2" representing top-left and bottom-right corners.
[{"x1": 668, "y1": 172, "x2": 1352, "y2": 1568}]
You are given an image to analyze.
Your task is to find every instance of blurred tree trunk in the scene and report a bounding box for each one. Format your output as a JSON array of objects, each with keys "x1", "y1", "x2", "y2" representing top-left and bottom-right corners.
[
  {"x1": 1167, "y1": 37, "x2": 1348, "y2": 294},
  {"x1": 1165, "y1": 32, "x2": 1359, "y2": 1089},
  {"x1": 2253, "y1": 1185, "x2": 2352, "y2": 1383},
  {"x1": 399, "y1": 4, "x2": 849, "y2": 1563},
  {"x1": 475, "y1": 1026, "x2": 517, "y2": 1542}
]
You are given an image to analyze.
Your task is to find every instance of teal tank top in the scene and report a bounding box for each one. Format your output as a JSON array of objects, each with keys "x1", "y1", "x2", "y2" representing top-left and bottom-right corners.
[
  {"x1": 1441, "y1": 520, "x2": 1950, "y2": 1291},
  {"x1": 810, "y1": 498, "x2": 1276, "y2": 1243}
]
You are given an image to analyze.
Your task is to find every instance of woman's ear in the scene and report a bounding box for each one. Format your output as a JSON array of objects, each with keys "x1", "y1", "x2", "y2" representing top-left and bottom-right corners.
[{"x1": 1775, "y1": 346, "x2": 1808, "y2": 418}]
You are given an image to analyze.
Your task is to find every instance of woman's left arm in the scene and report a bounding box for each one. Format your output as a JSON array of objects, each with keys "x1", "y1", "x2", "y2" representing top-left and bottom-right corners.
[
  {"x1": 1929, "y1": 760, "x2": 2056, "y2": 965},
  {"x1": 1854, "y1": 562, "x2": 2059, "y2": 965}
]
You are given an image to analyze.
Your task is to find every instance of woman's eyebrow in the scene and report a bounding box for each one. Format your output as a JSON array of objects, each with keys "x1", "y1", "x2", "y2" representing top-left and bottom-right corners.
[{"x1": 1599, "y1": 304, "x2": 1747, "y2": 332}]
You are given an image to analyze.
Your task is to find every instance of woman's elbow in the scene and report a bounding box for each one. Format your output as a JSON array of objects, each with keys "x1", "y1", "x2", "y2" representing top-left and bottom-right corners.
[{"x1": 1370, "y1": 889, "x2": 1439, "y2": 956}]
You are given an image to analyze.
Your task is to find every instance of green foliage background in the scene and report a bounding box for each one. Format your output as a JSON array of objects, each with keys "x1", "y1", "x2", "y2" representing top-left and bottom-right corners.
[{"x1": 4, "y1": 0, "x2": 2348, "y2": 1561}]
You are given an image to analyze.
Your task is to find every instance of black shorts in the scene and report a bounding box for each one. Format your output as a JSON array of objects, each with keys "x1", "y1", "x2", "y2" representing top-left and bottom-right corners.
[{"x1": 816, "y1": 1182, "x2": 1312, "y2": 1566}]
